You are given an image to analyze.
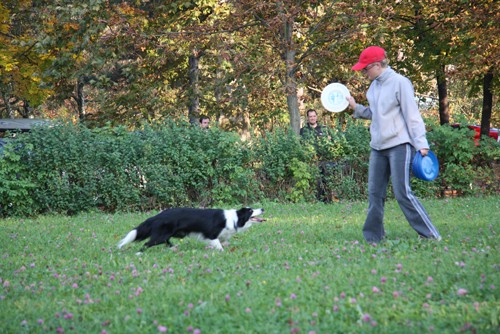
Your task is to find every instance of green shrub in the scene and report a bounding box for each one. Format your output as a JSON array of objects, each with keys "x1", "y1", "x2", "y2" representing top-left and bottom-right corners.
[
  {"x1": 427, "y1": 124, "x2": 499, "y2": 196},
  {"x1": 0, "y1": 140, "x2": 36, "y2": 216},
  {"x1": 0, "y1": 119, "x2": 496, "y2": 217},
  {"x1": 121, "y1": 123, "x2": 260, "y2": 208},
  {"x1": 341, "y1": 118, "x2": 371, "y2": 157},
  {"x1": 309, "y1": 120, "x2": 370, "y2": 202},
  {"x1": 16, "y1": 123, "x2": 99, "y2": 214},
  {"x1": 253, "y1": 128, "x2": 316, "y2": 202},
  {"x1": 322, "y1": 157, "x2": 368, "y2": 201},
  {"x1": 286, "y1": 157, "x2": 315, "y2": 202},
  {"x1": 1, "y1": 121, "x2": 261, "y2": 216}
]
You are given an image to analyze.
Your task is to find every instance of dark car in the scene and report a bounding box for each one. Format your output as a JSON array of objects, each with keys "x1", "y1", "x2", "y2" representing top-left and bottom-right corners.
[
  {"x1": 0, "y1": 137, "x2": 7, "y2": 155},
  {"x1": 0, "y1": 118, "x2": 51, "y2": 132},
  {"x1": 0, "y1": 118, "x2": 52, "y2": 156}
]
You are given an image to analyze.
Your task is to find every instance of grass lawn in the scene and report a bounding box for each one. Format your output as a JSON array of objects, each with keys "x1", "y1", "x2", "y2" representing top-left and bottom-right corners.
[{"x1": 1, "y1": 196, "x2": 498, "y2": 333}]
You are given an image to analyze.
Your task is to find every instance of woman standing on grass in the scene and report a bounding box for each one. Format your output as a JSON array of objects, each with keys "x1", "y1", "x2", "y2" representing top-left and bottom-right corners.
[{"x1": 346, "y1": 46, "x2": 441, "y2": 243}]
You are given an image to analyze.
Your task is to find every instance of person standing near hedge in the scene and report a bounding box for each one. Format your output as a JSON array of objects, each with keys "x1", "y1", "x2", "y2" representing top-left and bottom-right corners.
[
  {"x1": 300, "y1": 109, "x2": 333, "y2": 202},
  {"x1": 199, "y1": 116, "x2": 210, "y2": 129},
  {"x1": 346, "y1": 46, "x2": 441, "y2": 243},
  {"x1": 300, "y1": 109, "x2": 332, "y2": 141}
]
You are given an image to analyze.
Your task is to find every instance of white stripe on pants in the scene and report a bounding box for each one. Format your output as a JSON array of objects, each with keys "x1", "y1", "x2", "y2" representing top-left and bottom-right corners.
[{"x1": 362, "y1": 143, "x2": 441, "y2": 242}]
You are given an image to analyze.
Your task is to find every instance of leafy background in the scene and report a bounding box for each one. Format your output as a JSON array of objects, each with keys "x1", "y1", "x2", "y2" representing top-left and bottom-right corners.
[{"x1": 1, "y1": 1, "x2": 498, "y2": 133}]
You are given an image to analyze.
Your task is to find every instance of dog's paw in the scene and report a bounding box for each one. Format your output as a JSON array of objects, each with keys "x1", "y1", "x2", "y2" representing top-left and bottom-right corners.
[{"x1": 135, "y1": 252, "x2": 143, "y2": 256}]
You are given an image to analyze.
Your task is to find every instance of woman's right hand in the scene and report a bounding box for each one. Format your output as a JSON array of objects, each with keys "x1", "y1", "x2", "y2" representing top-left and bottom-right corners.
[{"x1": 346, "y1": 96, "x2": 356, "y2": 110}]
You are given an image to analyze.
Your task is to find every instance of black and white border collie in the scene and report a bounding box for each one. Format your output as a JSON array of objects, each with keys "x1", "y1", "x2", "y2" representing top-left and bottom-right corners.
[{"x1": 118, "y1": 207, "x2": 264, "y2": 253}]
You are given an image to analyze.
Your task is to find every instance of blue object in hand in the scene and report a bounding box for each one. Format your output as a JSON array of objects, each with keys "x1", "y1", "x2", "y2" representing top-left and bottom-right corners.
[{"x1": 412, "y1": 150, "x2": 439, "y2": 181}]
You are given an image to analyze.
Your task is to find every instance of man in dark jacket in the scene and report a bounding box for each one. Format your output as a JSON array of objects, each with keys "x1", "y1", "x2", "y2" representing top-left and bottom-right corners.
[
  {"x1": 300, "y1": 109, "x2": 331, "y2": 140},
  {"x1": 300, "y1": 109, "x2": 334, "y2": 202}
]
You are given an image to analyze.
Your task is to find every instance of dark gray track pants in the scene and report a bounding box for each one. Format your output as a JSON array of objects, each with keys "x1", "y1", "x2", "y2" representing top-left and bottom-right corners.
[{"x1": 363, "y1": 143, "x2": 441, "y2": 242}]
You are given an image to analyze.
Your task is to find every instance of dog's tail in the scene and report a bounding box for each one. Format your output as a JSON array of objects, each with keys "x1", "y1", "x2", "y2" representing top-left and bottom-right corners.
[
  {"x1": 117, "y1": 229, "x2": 137, "y2": 249},
  {"x1": 117, "y1": 218, "x2": 154, "y2": 249}
]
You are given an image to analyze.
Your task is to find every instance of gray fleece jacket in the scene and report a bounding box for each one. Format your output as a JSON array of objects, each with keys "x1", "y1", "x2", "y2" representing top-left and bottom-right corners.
[{"x1": 353, "y1": 67, "x2": 429, "y2": 151}]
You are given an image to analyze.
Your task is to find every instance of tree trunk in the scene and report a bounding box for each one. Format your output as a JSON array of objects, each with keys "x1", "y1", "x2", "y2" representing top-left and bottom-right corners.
[
  {"x1": 436, "y1": 65, "x2": 450, "y2": 125},
  {"x1": 241, "y1": 108, "x2": 251, "y2": 141},
  {"x1": 283, "y1": 16, "x2": 300, "y2": 134},
  {"x1": 480, "y1": 67, "x2": 494, "y2": 140},
  {"x1": 76, "y1": 77, "x2": 85, "y2": 120},
  {"x1": 1, "y1": 90, "x2": 13, "y2": 118},
  {"x1": 286, "y1": 75, "x2": 300, "y2": 135},
  {"x1": 214, "y1": 61, "x2": 223, "y2": 125},
  {"x1": 188, "y1": 49, "x2": 202, "y2": 125}
]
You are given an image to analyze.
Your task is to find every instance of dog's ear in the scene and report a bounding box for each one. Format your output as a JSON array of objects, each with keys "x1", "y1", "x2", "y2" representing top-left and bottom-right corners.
[{"x1": 236, "y1": 207, "x2": 253, "y2": 228}]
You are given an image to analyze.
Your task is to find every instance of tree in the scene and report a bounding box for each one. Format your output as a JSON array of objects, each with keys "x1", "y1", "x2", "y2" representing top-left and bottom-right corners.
[
  {"x1": 227, "y1": 1, "x2": 360, "y2": 134},
  {"x1": 0, "y1": 0, "x2": 54, "y2": 118},
  {"x1": 388, "y1": 0, "x2": 498, "y2": 129},
  {"x1": 449, "y1": 0, "x2": 499, "y2": 138},
  {"x1": 370, "y1": 0, "x2": 459, "y2": 125},
  {"x1": 481, "y1": 67, "x2": 494, "y2": 139},
  {"x1": 2, "y1": 0, "x2": 496, "y2": 135}
]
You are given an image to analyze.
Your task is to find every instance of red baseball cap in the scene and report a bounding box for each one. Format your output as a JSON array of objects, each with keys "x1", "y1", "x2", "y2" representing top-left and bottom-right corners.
[{"x1": 352, "y1": 46, "x2": 386, "y2": 71}]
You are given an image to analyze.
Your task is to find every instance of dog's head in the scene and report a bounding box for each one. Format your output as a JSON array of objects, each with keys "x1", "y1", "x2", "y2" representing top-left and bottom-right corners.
[{"x1": 236, "y1": 207, "x2": 265, "y2": 231}]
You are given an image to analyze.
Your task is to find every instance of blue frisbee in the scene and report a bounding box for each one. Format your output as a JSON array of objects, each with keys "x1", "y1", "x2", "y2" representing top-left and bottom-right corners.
[{"x1": 412, "y1": 150, "x2": 439, "y2": 181}]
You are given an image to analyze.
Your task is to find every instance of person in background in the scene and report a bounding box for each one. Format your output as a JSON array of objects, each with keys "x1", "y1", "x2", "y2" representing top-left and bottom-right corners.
[
  {"x1": 199, "y1": 116, "x2": 210, "y2": 129},
  {"x1": 300, "y1": 109, "x2": 333, "y2": 202},
  {"x1": 300, "y1": 109, "x2": 331, "y2": 140},
  {"x1": 346, "y1": 45, "x2": 441, "y2": 243}
]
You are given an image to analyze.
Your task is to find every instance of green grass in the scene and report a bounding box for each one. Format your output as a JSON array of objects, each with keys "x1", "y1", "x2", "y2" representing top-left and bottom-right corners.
[{"x1": 1, "y1": 197, "x2": 498, "y2": 333}]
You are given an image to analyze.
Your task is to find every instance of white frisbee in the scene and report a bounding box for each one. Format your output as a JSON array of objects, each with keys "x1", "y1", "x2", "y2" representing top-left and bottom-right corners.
[{"x1": 321, "y1": 83, "x2": 350, "y2": 112}]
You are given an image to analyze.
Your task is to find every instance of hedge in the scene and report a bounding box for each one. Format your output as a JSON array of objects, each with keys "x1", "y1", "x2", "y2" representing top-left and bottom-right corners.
[{"x1": 0, "y1": 120, "x2": 497, "y2": 217}]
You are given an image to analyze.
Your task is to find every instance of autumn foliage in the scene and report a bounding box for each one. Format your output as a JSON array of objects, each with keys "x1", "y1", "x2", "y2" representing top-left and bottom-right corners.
[{"x1": 0, "y1": 0, "x2": 498, "y2": 133}]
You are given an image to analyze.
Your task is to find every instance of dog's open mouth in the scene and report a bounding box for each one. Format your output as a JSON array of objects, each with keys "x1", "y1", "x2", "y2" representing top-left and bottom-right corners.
[{"x1": 249, "y1": 208, "x2": 265, "y2": 222}]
